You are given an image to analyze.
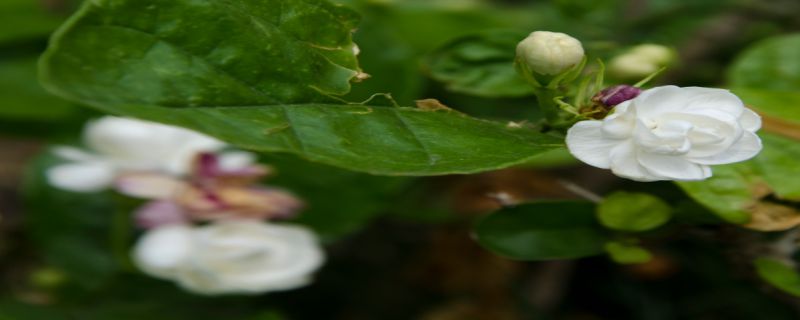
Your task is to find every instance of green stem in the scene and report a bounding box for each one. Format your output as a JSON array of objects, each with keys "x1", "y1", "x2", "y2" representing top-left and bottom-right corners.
[
  {"x1": 110, "y1": 204, "x2": 135, "y2": 272},
  {"x1": 533, "y1": 88, "x2": 576, "y2": 129}
]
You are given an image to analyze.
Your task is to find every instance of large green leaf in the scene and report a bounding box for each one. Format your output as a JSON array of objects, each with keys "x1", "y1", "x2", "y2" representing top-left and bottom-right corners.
[
  {"x1": 676, "y1": 162, "x2": 757, "y2": 224},
  {"x1": 40, "y1": 0, "x2": 563, "y2": 176},
  {"x1": 474, "y1": 201, "x2": 608, "y2": 260},
  {"x1": 423, "y1": 30, "x2": 533, "y2": 98},
  {"x1": 755, "y1": 134, "x2": 800, "y2": 200},
  {"x1": 728, "y1": 34, "x2": 800, "y2": 91},
  {"x1": 677, "y1": 133, "x2": 800, "y2": 225},
  {"x1": 41, "y1": 0, "x2": 363, "y2": 105},
  {"x1": 733, "y1": 89, "x2": 800, "y2": 125}
]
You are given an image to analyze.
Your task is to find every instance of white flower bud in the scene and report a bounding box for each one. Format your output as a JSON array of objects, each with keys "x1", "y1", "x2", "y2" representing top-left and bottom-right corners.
[
  {"x1": 132, "y1": 221, "x2": 325, "y2": 295},
  {"x1": 566, "y1": 86, "x2": 762, "y2": 182},
  {"x1": 516, "y1": 31, "x2": 585, "y2": 75},
  {"x1": 609, "y1": 44, "x2": 674, "y2": 79}
]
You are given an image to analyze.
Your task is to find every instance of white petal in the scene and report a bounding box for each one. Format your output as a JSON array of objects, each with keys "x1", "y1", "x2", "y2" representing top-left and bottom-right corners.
[
  {"x1": 740, "y1": 108, "x2": 762, "y2": 132},
  {"x1": 115, "y1": 173, "x2": 185, "y2": 199},
  {"x1": 634, "y1": 119, "x2": 691, "y2": 155},
  {"x1": 173, "y1": 221, "x2": 324, "y2": 295},
  {"x1": 637, "y1": 151, "x2": 711, "y2": 181},
  {"x1": 566, "y1": 121, "x2": 620, "y2": 169},
  {"x1": 84, "y1": 116, "x2": 224, "y2": 173},
  {"x1": 84, "y1": 116, "x2": 169, "y2": 162},
  {"x1": 162, "y1": 134, "x2": 226, "y2": 175},
  {"x1": 633, "y1": 86, "x2": 687, "y2": 118},
  {"x1": 46, "y1": 162, "x2": 115, "y2": 192},
  {"x1": 601, "y1": 102, "x2": 637, "y2": 138},
  {"x1": 218, "y1": 151, "x2": 257, "y2": 171},
  {"x1": 52, "y1": 146, "x2": 98, "y2": 162},
  {"x1": 688, "y1": 131, "x2": 762, "y2": 165},
  {"x1": 608, "y1": 140, "x2": 661, "y2": 181},
  {"x1": 132, "y1": 225, "x2": 194, "y2": 279},
  {"x1": 682, "y1": 87, "x2": 744, "y2": 117},
  {"x1": 664, "y1": 111, "x2": 742, "y2": 158}
]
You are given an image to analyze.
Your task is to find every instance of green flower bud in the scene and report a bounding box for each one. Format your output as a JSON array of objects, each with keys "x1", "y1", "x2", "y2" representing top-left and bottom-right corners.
[{"x1": 516, "y1": 31, "x2": 585, "y2": 76}]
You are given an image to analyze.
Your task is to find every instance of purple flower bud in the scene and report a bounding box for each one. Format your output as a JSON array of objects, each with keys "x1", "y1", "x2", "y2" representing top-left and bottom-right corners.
[{"x1": 593, "y1": 85, "x2": 642, "y2": 107}]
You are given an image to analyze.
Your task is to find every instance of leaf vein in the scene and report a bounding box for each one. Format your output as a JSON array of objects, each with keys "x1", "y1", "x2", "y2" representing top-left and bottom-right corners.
[{"x1": 391, "y1": 109, "x2": 438, "y2": 165}]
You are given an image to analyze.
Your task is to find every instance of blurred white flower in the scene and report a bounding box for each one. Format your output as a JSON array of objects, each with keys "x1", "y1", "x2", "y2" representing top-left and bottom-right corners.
[
  {"x1": 566, "y1": 86, "x2": 762, "y2": 181},
  {"x1": 133, "y1": 220, "x2": 324, "y2": 295},
  {"x1": 609, "y1": 44, "x2": 674, "y2": 79},
  {"x1": 46, "y1": 116, "x2": 224, "y2": 192},
  {"x1": 516, "y1": 31, "x2": 584, "y2": 76}
]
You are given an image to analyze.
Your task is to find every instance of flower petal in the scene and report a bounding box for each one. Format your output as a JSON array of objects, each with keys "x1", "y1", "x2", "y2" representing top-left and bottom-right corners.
[
  {"x1": 132, "y1": 225, "x2": 194, "y2": 279},
  {"x1": 634, "y1": 119, "x2": 692, "y2": 155},
  {"x1": 682, "y1": 87, "x2": 744, "y2": 117},
  {"x1": 84, "y1": 116, "x2": 225, "y2": 174},
  {"x1": 608, "y1": 140, "x2": 661, "y2": 181},
  {"x1": 52, "y1": 146, "x2": 98, "y2": 162},
  {"x1": 566, "y1": 121, "x2": 620, "y2": 169},
  {"x1": 115, "y1": 173, "x2": 185, "y2": 199},
  {"x1": 632, "y1": 86, "x2": 688, "y2": 118},
  {"x1": 218, "y1": 151, "x2": 258, "y2": 171},
  {"x1": 602, "y1": 102, "x2": 637, "y2": 138},
  {"x1": 134, "y1": 200, "x2": 189, "y2": 229},
  {"x1": 740, "y1": 108, "x2": 762, "y2": 132},
  {"x1": 637, "y1": 151, "x2": 711, "y2": 181},
  {"x1": 688, "y1": 131, "x2": 762, "y2": 165},
  {"x1": 46, "y1": 162, "x2": 115, "y2": 192}
]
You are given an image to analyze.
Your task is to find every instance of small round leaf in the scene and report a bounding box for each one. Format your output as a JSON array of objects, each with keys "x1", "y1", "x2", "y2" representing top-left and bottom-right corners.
[{"x1": 597, "y1": 192, "x2": 671, "y2": 231}]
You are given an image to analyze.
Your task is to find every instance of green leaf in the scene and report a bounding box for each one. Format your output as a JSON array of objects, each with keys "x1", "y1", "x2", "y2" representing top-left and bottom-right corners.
[
  {"x1": 85, "y1": 103, "x2": 563, "y2": 175},
  {"x1": 676, "y1": 163, "x2": 756, "y2": 224},
  {"x1": 732, "y1": 88, "x2": 800, "y2": 125},
  {"x1": 604, "y1": 241, "x2": 652, "y2": 264},
  {"x1": 730, "y1": 90, "x2": 800, "y2": 200},
  {"x1": 728, "y1": 33, "x2": 800, "y2": 91},
  {"x1": 40, "y1": 0, "x2": 564, "y2": 176},
  {"x1": 0, "y1": 56, "x2": 78, "y2": 121},
  {"x1": 755, "y1": 133, "x2": 800, "y2": 200},
  {"x1": 474, "y1": 201, "x2": 609, "y2": 260},
  {"x1": 41, "y1": 0, "x2": 363, "y2": 106},
  {"x1": 424, "y1": 30, "x2": 533, "y2": 97},
  {"x1": 754, "y1": 258, "x2": 800, "y2": 297},
  {"x1": 597, "y1": 192, "x2": 671, "y2": 232}
]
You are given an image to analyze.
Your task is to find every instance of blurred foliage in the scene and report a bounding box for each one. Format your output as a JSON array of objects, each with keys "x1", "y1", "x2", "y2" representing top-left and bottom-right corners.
[
  {"x1": 475, "y1": 201, "x2": 609, "y2": 259},
  {"x1": 423, "y1": 30, "x2": 533, "y2": 98}
]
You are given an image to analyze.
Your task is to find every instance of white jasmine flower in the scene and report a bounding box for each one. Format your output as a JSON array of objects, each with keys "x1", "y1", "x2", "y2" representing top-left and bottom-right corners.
[
  {"x1": 566, "y1": 86, "x2": 762, "y2": 181},
  {"x1": 132, "y1": 220, "x2": 324, "y2": 295},
  {"x1": 516, "y1": 31, "x2": 585, "y2": 75},
  {"x1": 46, "y1": 116, "x2": 225, "y2": 192}
]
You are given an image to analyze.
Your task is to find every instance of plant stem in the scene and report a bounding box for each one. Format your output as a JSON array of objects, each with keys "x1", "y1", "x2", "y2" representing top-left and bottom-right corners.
[{"x1": 110, "y1": 206, "x2": 135, "y2": 272}]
